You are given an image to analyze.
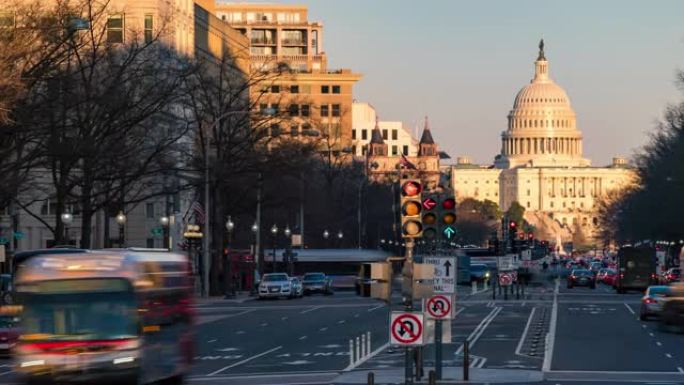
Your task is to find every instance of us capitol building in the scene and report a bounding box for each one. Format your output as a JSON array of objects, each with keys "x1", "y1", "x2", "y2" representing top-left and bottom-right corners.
[{"x1": 451, "y1": 41, "x2": 634, "y2": 243}]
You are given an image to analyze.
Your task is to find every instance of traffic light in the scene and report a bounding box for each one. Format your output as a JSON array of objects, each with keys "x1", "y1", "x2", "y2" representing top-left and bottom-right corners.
[
  {"x1": 527, "y1": 232, "x2": 534, "y2": 248},
  {"x1": 421, "y1": 195, "x2": 438, "y2": 241},
  {"x1": 440, "y1": 197, "x2": 457, "y2": 241},
  {"x1": 400, "y1": 179, "x2": 423, "y2": 238}
]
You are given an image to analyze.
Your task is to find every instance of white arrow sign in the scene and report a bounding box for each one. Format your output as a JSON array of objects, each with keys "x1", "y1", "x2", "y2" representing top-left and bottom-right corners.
[{"x1": 424, "y1": 257, "x2": 456, "y2": 294}]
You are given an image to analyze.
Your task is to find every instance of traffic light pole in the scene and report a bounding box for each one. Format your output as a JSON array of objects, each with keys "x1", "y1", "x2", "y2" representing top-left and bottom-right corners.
[{"x1": 403, "y1": 238, "x2": 415, "y2": 385}]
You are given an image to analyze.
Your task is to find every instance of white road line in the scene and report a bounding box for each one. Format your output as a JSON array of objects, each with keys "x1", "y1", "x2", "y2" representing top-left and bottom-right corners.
[
  {"x1": 642, "y1": 325, "x2": 647, "y2": 328},
  {"x1": 367, "y1": 304, "x2": 384, "y2": 312},
  {"x1": 453, "y1": 307, "x2": 465, "y2": 318},
  {"x1": 343, "y1": 341, "x2": 390, "y2": 371},
  {"x1": 679, "y1": 367, "x2": 684, "y2": 373},
  {"x1": 657, "y1": 341, "x2": 663, "y2": 346},
  {"x1": 208, "y1": 339, "x2": 217, "y2": 343},
  {"x1": 281, "y1": 316, "x2": 288, "y2": 321},
  {"x1": 666, "y1": 353, "x2": 672, "y2": 358},
  {"x1": 542, "y1": 279, "x2": 560, "y2": 372},
  {"x1": 299, "y1": 336, "x2": 307, "y2": 340},
  {"x1": 319, "y1": 327, "x2": 328, "y2": 331},
  {"x1": 260, "y1": 322, "x2": 268, "y2": 327},
  {"x1": 649, "y1": 333, "x2": 655, "y2": 337},
  {"x1": 515, "y1": 307, "x2": 537, "y2": 356},
  {"x1": 0, "y1": 369, "x2": 14, "y2": 377},
  {"x1": 337, "y1": 320, "x2": 346, "y2": 324},
  {"x1": 207, "y1": 346, "x2": 282, "y2": 376},
  {"x1": 354, "y1": 313, "x2": 360, "y2": 318},
  {"x1": 455, "y1": 306, "x2": 501, "y2": 355},
  {"x1": 300, "y1": 306, "x2": 320, "y2": 314},
  {"x1": 624, "y1": 303, "x2": 635, "y2": 315}
]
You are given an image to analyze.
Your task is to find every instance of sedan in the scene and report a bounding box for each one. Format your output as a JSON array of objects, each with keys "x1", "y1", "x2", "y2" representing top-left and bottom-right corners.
[
  {"x1": 601, "y1": 269, "x2": 617, "y2": 286},
  {"x1": 567, "y1": 269, "x2": 596, "y2": 289},
  {"x1": 0, "y1": 310, "x2": 19, "y2": 356},
  {"x1": 660, "y1": 268, "x2": 681, "y2": 285},
  {"x1": 258, "y1": 273, "x2": 292, "y2": 299},
  {"x1": 302, "y1": 272, "x2": 333, "y2": 295},
  {"x1": 289, "y1": 277, "x2": 304, "y2": 298},
  {"x1": 640, "y1": 285, "x2": 670, "y2": 320}
]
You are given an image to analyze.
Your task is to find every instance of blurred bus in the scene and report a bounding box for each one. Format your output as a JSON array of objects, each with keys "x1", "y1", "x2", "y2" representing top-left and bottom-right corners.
[{"x1": 13, "y1": 249, "x2": 194, "y2": 385}]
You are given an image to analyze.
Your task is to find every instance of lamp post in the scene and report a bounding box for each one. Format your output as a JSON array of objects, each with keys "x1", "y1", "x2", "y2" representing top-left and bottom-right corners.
[
  {"x1": 271, "y1": 224, "x2": 278, "y2": 273},
  {"x1": 323, "y1": 229, "x2": 330, "y2": 248},
  {"x1": 284, "y1": 226, "x2": 293, "y2": 275},
  {"x1": 61, "y1": 213, "x2": 73, "y2": 245},
  {"x1": 224, "y1": 216, "x2": 235, "y2": 298},
  {"x1": 337, "y1": 230, "x2": 343, "y2": 248},
  {"x1": 115, "y1": 211, "x2": 126, "y2": 247},
  {"x1": 160, "y1": 216, "x2": 170, "y2": 250}
]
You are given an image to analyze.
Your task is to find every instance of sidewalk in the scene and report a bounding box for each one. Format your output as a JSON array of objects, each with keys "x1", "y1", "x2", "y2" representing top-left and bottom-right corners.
[
  {"x1": 332, "y1": 368, "x2": 543, "y2": 384},
  {"x1": 193, "y1": 291, "x2": 254, "y2": 305}
]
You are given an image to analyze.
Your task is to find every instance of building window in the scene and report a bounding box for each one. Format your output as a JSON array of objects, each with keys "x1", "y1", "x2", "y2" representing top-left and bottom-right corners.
[
  {"x1": 288, "y1": 104, "x2": 299, "y2": 116},
  {"x1": 321, "y1": 104, "x2": 329, "y2": 117},
  {"x1": 382, "y1": 129, "x2": 388, "y2": 140},
  {"x1": 270, "y1": 124, "x2": 280, "y2": 137},
  {"x1": 550, "y1": 202, "x2": 554, "y2": 208},
  {"x1": 392, "y1": 145, "x2": 398, "y2": 155},
  {"x1": 271, "y1": 85, "x2": 280, "y2": 93},
  {"x1": 290, "y1": 125, "x2": 299, "y2": 136},
  {"x1": 403, "y1": 145, "x2": 409, "y2": 155},
  {"x1": 290, "y1": 85, "x2": 299, "y2": 93},
  {"x1": 301, "y1": 104, "x2": 310, "y2": 117},
  {"x1": 107, "y1": 15, "x2": 124, "y2": 43},
  {"x1": 0, "y1": 12, "x2": 15, "y2": 28},
  {"x1": 527, "y1": 189, "x2": 530, "y2": 196},
  {"x1": 392, "y1": 130, "x2": 398, "y2": 140},
  {"x1": 144, "y1": 14, "x2": 153, "y2": 43},
  {"x1": 332, "y1": 85, "x2": 341, "y2": 94},
  {"x1": 331, "y1": 104, "x2": 340, "y2": 117},
  {"x1": 527, "y1": 201, "x2": 530, "y2": 208},
  {"x1": 146, "y1": 203, "x2": 154, "y2": 218},
  {"x1": 352, "y1": 129, "x2": 356, "y2": 140},
  {"x1": 146, "y1": 238, "x2": 155, "y2": 248},
  {"x1": 361, "y1": 129, "x2": 367, "y2": 140},
  {"x1": 321, "y1": 85, "x2": 329, "y2": 94}
]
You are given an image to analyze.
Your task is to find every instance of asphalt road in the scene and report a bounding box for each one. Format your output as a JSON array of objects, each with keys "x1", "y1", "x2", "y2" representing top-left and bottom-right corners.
[{"x1": 4, "y1": 278, "x2": 684, "y2": 384}]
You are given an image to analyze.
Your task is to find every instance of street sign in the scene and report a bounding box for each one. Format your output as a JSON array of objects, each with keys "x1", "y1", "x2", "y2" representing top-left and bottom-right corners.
[
  {"x1": 424, "y1": 257, "x2": 456, "y2": 293},
  {"x1": 498, "y1": 273, "x2": 513, "y2": 286},
  {"x1": 13, "y1": 231, "x2": 24, "y2": 240},
  {"x1": 151, "y1": 227, "x2": 164, "y2": 237},
  {"x1": 0, "y1": 237, "x2": 8, "y2": 245},
  {"x1": 291, "y1": 234, "x2": 302, "y2": 246},
  {"x1": 390, "y1": 312, "x2": 424, "y2": 346},
  {"x1": 425, "y1": 294, "x2": 452, "y2": 319},
  {"x1": 498, "y1": 256, "x2": 514, "y2": 271}
]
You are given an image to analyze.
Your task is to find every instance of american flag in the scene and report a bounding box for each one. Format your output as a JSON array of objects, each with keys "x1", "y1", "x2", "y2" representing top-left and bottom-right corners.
[
  {"x1": 400, "y1": 153, "x2": 417, "y2": 170},
  {"x1": 190, "y1": 201, "x2": 206, "y2": 224}
]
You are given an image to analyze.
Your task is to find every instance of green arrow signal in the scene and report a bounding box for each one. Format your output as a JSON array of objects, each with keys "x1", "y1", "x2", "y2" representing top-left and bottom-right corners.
[{"x1": 443, "y1": 226, "x2": 456, "y2": 239}]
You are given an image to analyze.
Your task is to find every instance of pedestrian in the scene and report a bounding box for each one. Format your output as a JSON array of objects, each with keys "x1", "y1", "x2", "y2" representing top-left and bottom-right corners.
[{"x1": 542, "y1": 261, "x2": 548, "y2": 271}]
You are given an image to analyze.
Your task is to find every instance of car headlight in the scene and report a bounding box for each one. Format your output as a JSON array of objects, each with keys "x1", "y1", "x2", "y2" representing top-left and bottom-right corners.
[{"x1": 485, "y1": 272, "x2": 490, "y2": 278}]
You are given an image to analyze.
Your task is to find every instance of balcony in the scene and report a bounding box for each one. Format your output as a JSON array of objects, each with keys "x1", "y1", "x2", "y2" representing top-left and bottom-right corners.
[
  {"x1": 251, "y1": 37, "x2": 276, "y2": 45},
  {"x1": 281, "y1": 38, "x2": 306, "y2": 46}
]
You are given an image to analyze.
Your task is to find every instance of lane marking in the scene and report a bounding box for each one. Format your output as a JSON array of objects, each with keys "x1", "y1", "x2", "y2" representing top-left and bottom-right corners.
[
  {"x1": 642, "y1": 325, "x2": 647, "y2": 328},
  {"x1": 208, "y1": 339, "x2": 217, "y2": 343},
  {"x1": 650, "y1": 333, "x2": 655, "y2": 337},
  {"x1": 354, "y1": 313, "x2": 360, "y2": 318},
  {"x1": 515, "y1": 307, "x2": 537, "y2": 356},
  {"x1": 0, "y1": 369, "x2": 14, "y2": 377},
  {"x1": 319, "y1": 327, "x2": 328, "y2": 332},
  {"x1": 657, "y1": 341, "x2": 662, "y2": 346},
  {"x1": 298, "y1": 336, "x2": 307, "y2": 340},
  {"x1": 455, "y1": 306, "x2": 502, "y2": 355},
  {"x1": 300, "y1": 306, "x2": 320, "y2": 314},
  {"x1": 343, "y1": 341, "x2": 390, "y2": 371},
  {"x1": 542, "y1": 278, "x2": 560, "y2": 372},
  {"x1": 666, "y1": 353, "x2": 672, "y2": 358},
  {"x1": 337, "y1": 320, "x2": 345, "y2": 324},
  {"x1": 368, "y1": 304, "x2": 384, "y2": 312},
  {"x1": 281, "y1": 316, "x2": 288, "y2": 321},
  {"x1": 260, "y1": 323, "x2": 268, "y2": 327},
  {"x1": 679, "y1": 367, "x2": 684, "y2": 373},
  {"x1": 453, "y1": 307, "x2": 465, "y2": 318},
  {"x1": 207, "y1": 346, "x2": 282, "y2": 376},
  {"x1": 624, "y1": 303, "x2": 635, "y2": 315}
]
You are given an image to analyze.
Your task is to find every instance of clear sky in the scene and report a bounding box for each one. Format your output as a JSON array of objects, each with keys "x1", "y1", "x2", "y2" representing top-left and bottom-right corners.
[{"x1": 249, "y1": 0, "x2": 684, "y2": 165}]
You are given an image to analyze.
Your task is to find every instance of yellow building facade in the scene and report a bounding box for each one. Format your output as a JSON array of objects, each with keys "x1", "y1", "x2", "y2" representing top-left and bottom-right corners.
[{"x1": 451, "y1": 41, "x2": 635, "y2": 242}]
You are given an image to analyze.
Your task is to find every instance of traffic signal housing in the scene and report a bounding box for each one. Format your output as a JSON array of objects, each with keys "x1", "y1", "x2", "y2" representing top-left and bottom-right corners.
[
  {"x1": 421, "y1": 195, "x2": 438, "y2": 242},
  {"x1": 400, "y1": 179, "x2": 423, "y2": 238},
  {"x1": 440, "y1": 196, "x2": 457, "y2": 241}
]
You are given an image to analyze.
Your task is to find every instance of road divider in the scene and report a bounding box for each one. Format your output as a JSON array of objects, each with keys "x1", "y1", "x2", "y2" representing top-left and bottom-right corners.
[{"x1": 347, "y1": 331, "x2": 373, "y2": 369}]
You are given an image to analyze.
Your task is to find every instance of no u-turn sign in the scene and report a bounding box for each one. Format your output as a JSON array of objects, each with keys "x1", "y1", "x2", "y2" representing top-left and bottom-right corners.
[{"x1": 390, "y1": 312, "x2": 424, "y2": 346}]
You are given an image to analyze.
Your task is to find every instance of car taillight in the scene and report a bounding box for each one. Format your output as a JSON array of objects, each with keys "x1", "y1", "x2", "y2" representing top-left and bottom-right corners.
[
  {"x1": 644, "y1": 298, "x2": 656, "y2": 304},
  {"x1": 16, "y1": 339, "x2": 140, "y2": 354}
]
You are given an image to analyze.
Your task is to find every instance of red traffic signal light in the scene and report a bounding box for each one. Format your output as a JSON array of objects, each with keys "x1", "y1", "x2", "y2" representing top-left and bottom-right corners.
[
  {"x1": 527, "y1": 232, "x2": 534, "y2": 240},
  {"x1": 442, "y1": 198, "x2": 456, "y2": 210},
  {"x1": 509, "y1": 221, "x2": 517, "y2": 229},
  {"x1": 401, "y1": 181, "x2": 422, "y2": 197},
  {"x1": 518, "y1": 232, "x2": 525, "y2": 240}
]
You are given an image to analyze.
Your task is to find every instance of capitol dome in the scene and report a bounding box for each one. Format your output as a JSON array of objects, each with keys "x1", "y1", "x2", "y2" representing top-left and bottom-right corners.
[{"x1": 496, "y1": 40, "x2": 590, "y2": 169}]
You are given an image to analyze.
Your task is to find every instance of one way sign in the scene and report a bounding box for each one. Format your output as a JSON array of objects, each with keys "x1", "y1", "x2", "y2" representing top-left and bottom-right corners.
[{"x1": 424, "y1": 257, "x2": 456, "y2": 294}]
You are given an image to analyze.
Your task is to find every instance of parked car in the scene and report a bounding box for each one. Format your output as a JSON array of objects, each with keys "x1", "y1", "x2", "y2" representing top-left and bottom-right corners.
[
  {"x1": 258, "y1": 273, "x2": 292, "y2": 299},
  {"x1": 289, "y1": 277, "x2": 304, "y2": 298},
  {"x1": 302, "y1": 272, "x2": 333, "y2": 295},
  {"x1": 0, "y1": 307, "x2": 20, "y2": 356},
  {"x1": 601, "y1": 269, "x2": 617, "y2": 286},
  {"x1": 639, "y1": 285, "x2": 670, "y2": 320},
  {"x1": 469, "y1": 264, "x2": 492, "y2": 282},
  {"x1": 567, "y1": 269, "x2": 596, "y2": 289},
  {"x1": 589, "y1": 262, "x2": 604, "y2": 275},
  {"x1": 659, "y1": 268, "x2": 681, "y2": 284}
]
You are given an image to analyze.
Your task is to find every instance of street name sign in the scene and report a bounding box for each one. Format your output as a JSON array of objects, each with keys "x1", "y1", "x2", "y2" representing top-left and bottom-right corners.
[
  {"x1": 425, "y1": 294, "x2": 452, "y2": 319},
  {"x1": 424, "y1": 257, "x2": 456, "y2": 294},
  {"x1": 390, "y1": 312, "x2": 424, "y2": 346},
  {"x1": 498, "y1": 255, "x2": 514, "y2": 271}
]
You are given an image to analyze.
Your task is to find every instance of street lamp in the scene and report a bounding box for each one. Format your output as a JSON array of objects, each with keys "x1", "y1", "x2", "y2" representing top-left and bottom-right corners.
[
  {"x1": 271, "y1": 224, "x2": 278, "y2": 272},
  {"x1": 284, "y1": 226, "x2": 292, "y2": 238},
  {"x1": 224, "y1": 216, "x2": 235, "y2": 298},
  {"x1": 159, "y1": 216, "x2": 170, "y2": 250},
  {"x1": 323, "y1": 229, "x2": 330, "y2": 239},
  {"x1": 115, "y1": 211, "x2": 126, "y2": 247},
  {"x1": 61, "y1": 212, "x2": 73, "y2": 245}
]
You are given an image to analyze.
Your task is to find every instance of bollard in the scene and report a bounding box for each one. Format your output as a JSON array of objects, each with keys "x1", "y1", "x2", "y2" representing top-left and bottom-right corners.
[
  {"x1": 367, "y1": 331, "x2": 372, "y2": 356},
  {"x1": 472, "y1": 281, "x2": 477, "y2": 294},
  {"x1": 367, "y1": 372, "x2": 375, "y2": 385},
  {"x1": 463, "y1": 340, "x2": 470, "y2": 381},
  {"x1": 361, "y1": 334, "x2": 367, "y2": 358},
  {"x1": 428, "y1": 370, "x2": 436, "y2": 385},
  {"x1": 516, "y1": 282, "x2": 520, "y2": 300},
  {"x1": 349, "y1": 339, "x2": 354, "y2": 366},
  {"x1": 484, "y1": 279, "x2": 488, "y2": 291},
  {"x1": 356, "y1": 336, "x2": 361, "y2": 364},
  {"x1": 492, "y1": 279, "x2": 496, "y2": 300},
  {"x1": 504, "y1": 284, "x2": 508, "y2": 300}
]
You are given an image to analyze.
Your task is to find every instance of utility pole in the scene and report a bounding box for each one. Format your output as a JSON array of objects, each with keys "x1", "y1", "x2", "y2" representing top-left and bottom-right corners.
[{"x1": 203, "y1": 130, "x2": 211, "y2": 298}]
